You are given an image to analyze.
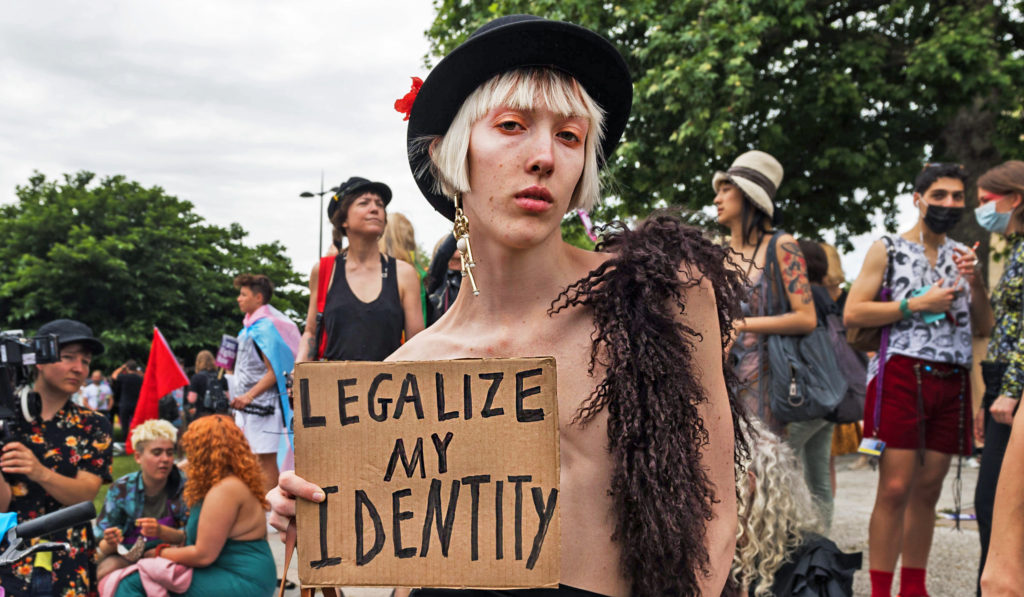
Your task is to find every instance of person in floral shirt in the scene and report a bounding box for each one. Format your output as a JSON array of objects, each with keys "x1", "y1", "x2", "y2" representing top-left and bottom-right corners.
[
  {"x1": 973, "y1": 160, "x2": 1024, "y2": 593},
  {"x1": 94, "y1": 419, "x2": 188, "y2": 580},
  {"x1": 0, "y1": 319, "x2": 113, "y2": 597}
]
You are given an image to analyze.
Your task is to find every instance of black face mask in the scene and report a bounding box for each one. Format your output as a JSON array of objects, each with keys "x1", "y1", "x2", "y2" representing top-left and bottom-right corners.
[{"x1": 922, "y1": 204, "x2": 964, "y2": 234}]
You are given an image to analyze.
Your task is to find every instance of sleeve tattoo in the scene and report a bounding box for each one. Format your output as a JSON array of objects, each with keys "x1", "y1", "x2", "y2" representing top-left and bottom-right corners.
[{"x1": 779, "y1": 242, "x2": 813, "y2": 304}]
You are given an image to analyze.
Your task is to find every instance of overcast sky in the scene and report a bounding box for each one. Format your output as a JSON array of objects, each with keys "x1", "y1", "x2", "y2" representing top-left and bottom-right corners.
[
  {"x1": 0, "y1": 0, "x2": 452, "y2": 279},
  {"x1": 1, "y1": 1, "x2": 911, "y2": 286}
]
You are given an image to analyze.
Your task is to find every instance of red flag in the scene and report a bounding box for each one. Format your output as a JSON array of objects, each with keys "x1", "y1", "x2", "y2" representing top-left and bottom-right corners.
[{"x1": 127, "y1": 327, "x2": 189, "y2": 453}]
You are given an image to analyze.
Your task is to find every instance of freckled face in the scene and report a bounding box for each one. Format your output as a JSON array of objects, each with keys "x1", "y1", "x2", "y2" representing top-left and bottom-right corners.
[
  {"x1": 713, "y1": 181, "x2": 745, "y2": 227},
  {"x1": 463, "y1": 104, "x2": 588, "y2": 249}
]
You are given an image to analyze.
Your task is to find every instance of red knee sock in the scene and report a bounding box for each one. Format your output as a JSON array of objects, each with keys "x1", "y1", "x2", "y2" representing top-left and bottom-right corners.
[
  {"x1": 870, "y1": 570, "x2": 894, "y2": 597},
  {"x1": 900, "y1": 567, "x2": 928, "y2": 597}
]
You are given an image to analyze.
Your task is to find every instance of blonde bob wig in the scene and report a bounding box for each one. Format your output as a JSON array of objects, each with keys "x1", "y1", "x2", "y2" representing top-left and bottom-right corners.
[{"x1": 423, "y1": 67, "x2": 606, "y2": 213}]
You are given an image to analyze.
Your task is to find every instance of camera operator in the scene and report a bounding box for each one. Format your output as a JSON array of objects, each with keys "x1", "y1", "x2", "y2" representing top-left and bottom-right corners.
[{"x1": 0, "y1": 319, "x2": 113, "y2": 597}]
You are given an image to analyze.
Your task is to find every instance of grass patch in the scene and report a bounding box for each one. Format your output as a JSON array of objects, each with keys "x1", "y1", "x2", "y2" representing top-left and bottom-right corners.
[{"x1": 95, "y1": 454, "x2": 140, "y2": 513}]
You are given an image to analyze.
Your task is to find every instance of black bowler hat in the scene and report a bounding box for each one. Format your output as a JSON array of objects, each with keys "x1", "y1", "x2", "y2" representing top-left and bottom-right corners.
[
  {"x1": 326, "y1": 177, "x2": 393, "y2": 220},
  {"x1": 407, "y1": 14, "x2": 633, "y2": 221},
  {"x1": 36, "y1": 319, "x2": 104, "y2": 356}
]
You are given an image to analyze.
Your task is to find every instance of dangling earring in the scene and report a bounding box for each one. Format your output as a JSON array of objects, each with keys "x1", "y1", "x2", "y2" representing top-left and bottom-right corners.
[{"x1": 452, "y1": 193, "x2": 479, "y2": 296}]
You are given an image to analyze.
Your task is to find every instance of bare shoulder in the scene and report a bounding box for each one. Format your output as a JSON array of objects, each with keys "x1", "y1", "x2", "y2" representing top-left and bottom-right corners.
[
  {"x1": 569, "y1": 243, "x2": 612, "y2": 273},
  {"x1": 206, "y1": 474, "x2": 248, "y2": 499},
  {"x1": 394, "y1": 258, "x2": 418, "y2": 277},
  {"x1": 774, "y1": 233, "x2": 802, "y2": 254},
  {"x1": 861, "y1": 238, "x2": 890, "y2": 270},
  {"x1": 675, "y1": 263, "x2": 720, "y2": 332},
  {"x1": 775, "y1": 232, "x2": 798, "y2": 245},
  {"x1": 395, "y1": 259, "x2": 422, "y2": 286},
  {"x1": 387, "y1": 326, "x2": 453, "y2": 361}
]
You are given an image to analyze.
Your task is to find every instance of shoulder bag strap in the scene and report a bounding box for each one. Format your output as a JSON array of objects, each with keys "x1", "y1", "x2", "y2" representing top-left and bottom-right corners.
[
  {"x1": 756, "y1": 231, "x2": 786, "y2": 418},
  {"x1": 764, "y1": 231, "x2": 788, "y2": 316},
  {"x1": 314, "y1": 255, "x2": 336, "y2": 361},
  {"x1": 872, "y1": 235, "x2": 896, "y2": 436}
]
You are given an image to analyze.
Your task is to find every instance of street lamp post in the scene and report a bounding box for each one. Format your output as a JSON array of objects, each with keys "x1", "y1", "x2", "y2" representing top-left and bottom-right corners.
[{"x1": 300, "y1": 170, "x2": 332, "y2": 257}]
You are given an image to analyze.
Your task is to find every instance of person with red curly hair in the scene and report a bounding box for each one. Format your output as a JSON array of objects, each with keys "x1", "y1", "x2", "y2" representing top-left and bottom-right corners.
[{"x1": 113, "y1": 415, "x2": 276, "y2": 596}]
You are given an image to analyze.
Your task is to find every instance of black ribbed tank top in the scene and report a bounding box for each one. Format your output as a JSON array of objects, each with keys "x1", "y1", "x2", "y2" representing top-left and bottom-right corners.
[{"x1": 321, "y1": 253, "x2": 404, "y2": 361}]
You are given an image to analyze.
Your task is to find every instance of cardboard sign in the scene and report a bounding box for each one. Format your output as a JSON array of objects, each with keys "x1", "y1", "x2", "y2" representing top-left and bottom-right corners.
[
  {"x1": 294, "y1": 358, "x2": 560, "y2": 589},
  {"x1": 214, "y1": 334, "x2": 238, "y2": 370}
]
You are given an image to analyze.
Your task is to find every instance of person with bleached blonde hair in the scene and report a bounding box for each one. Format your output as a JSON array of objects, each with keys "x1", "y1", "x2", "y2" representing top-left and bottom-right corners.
[
  {"x1": 270, "y1": 14, "x2": 746, "y2": 597},
  {"x1": 727, "y1": 419, "x2": 861, "y2": 597},
  {"x1": 96, "y1": 419, "x2": 188, "y2": 579}
]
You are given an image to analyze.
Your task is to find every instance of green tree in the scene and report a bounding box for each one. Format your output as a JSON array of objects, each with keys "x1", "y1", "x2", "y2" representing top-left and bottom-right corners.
[
  {"x1": 0, "y1": 171, "x2": 307, "y2": 369},
  {"x1": 426, "y1": 0, "x2": 1024, "y2": 251}
]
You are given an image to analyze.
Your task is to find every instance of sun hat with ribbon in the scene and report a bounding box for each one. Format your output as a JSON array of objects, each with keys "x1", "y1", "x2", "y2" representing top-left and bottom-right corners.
[{"x1": 712, "y1": 150, "x2": 784, "y2": 218}]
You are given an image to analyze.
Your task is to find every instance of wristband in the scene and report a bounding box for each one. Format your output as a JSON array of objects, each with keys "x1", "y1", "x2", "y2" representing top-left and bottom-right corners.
[
  {"x1": 899, "y1": 298, "x2": 912, "y2": 319},
  {"x1": 154, "y1": 543, "x2": 172, "y2": 558}
]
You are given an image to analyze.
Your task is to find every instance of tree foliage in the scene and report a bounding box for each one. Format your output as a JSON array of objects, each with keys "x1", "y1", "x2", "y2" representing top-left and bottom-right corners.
[
  {"x1": 425, "y1": 0, "x2": 1024, "y2": 249},
  {"x1": 0, "y1": 172, "x2": 306, "y2": 369}
]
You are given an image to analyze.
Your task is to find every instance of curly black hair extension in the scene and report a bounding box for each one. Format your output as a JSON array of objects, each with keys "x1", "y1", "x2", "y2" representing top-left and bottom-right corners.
[{"x1": 550, "y1": 209, "x2": 750, "y2": 596}]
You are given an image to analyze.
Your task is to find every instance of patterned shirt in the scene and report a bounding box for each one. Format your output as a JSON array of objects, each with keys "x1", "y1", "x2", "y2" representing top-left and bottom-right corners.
[
  {"x1": 883, "y1": 234, "x2": 973, "y2": 366},
  {"x1": 95, "y1": 466, "x2": 189, "y2": 549},
  {"x1": 0, "y1": 401, "x2": 112, "y2": 597},
  {"x1": 986, "y1": 234, "x2": 1024, "y2": 398}
]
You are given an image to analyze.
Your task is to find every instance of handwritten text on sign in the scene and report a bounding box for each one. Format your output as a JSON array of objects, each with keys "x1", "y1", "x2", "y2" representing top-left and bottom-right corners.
[{"x1": 294, "y1": 358, "x2": 560, "y2": 588}]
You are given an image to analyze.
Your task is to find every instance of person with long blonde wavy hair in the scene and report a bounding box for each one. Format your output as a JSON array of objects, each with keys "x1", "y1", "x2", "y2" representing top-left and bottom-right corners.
[
  {"x1": 113, "y1": 415, "x2": 276, "y2": 596},
  {"x1": 379, "y1": 211, "x2": 428, "y2": 326},
  {"x1": 728, "y1": 419, "x2": 860, "y2": 596}
]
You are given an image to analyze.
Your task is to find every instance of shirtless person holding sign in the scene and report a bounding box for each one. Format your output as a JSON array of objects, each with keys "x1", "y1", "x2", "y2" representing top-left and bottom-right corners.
[{"x1": 270, "y1": 15, "x2": 745, "y2": 596}]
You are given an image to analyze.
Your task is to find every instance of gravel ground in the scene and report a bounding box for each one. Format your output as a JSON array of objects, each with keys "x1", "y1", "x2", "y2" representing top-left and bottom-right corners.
[
  {"x1": 270, "y1": 453, "x2": 982, "y2": 596},
  {"x1": 830, "y1": 453, "x2": 980, "y2": 597}
]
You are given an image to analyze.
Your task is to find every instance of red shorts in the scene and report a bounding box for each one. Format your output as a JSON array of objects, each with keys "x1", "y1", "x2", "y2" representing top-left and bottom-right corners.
[{"x1": 863, "y1": 354, "x2": 972, "y2": 455}]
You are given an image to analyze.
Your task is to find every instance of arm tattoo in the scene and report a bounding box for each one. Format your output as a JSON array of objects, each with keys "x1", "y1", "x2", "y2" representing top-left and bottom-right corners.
[{"x1": 779, "y1": 242, "x2": 813, "y2": 304}]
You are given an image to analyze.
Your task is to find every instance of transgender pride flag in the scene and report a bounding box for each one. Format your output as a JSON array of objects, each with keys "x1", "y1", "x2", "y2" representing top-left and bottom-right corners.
[{"x1": 240, "y1": 304, "x2": 301, "y2": 446}]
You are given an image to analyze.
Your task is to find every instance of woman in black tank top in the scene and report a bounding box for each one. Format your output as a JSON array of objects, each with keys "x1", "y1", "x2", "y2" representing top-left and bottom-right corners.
[
  {"x1": 295, "y1": 177, "x2": 424, "y2": 363},
  {"x1": 321, "y1": 253, "x2": 403, "y2": 360}
]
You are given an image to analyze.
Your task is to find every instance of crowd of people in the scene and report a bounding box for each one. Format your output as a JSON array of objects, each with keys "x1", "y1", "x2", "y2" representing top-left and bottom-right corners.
[{"x1": 2, "y1": 13, "x2": 1024, "y2": 597}]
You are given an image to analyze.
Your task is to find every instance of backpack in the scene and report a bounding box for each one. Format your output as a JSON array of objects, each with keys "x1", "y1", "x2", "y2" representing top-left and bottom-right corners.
[
  {"x1": 314, "y1": 255, "x2": 335, "y2": 360},
  {"x1": 816, "y1": 291, "x2": 868, "y2": 424},
  {"x1": 158, "y1": 391, "x2": 180, "y2": 422}
]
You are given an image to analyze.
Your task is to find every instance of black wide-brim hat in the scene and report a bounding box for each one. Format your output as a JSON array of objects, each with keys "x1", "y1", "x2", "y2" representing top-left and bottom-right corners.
[
  {"x1": 407, "y1": 14, "x2": 633, "y2": 221},
  {"x1": 327, "y1": 176, "x2": 393, "y2": 219}
]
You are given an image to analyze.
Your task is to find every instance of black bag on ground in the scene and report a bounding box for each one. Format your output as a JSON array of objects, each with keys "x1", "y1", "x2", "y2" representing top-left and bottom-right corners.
[{"x1": 762, "y1": 233, "x2": 848, "y2": 423}]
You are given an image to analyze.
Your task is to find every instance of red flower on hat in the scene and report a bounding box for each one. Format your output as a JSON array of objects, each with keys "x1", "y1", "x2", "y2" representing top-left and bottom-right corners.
[{"x1": 394, "y1": 76, "x2": 423, "y2": 121}]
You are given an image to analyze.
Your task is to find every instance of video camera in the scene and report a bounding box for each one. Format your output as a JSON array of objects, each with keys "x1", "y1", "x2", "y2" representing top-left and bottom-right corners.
[{"x1": 0, "y1": 331, "x2": 59, "y2": 437}]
